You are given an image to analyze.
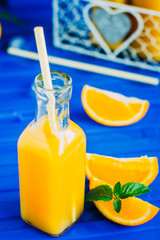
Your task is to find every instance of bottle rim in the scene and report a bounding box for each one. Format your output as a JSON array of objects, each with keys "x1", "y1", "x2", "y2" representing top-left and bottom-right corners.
[{"x1": 33, "y1": 71, "x2": 72, "y2": 95}]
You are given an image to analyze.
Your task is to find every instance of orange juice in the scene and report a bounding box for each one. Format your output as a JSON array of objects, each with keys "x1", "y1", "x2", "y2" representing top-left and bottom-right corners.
[
  {"x1": 131, "y1": 0, "x2": 160, "y2": 61},
  {"x1": 18, "y1": 71, "x2": 86, "y2": 236}
]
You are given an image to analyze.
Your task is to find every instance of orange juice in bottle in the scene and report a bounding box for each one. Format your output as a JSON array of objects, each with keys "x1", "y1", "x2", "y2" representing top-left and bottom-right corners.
[
  {"x1": 18, "y1": 71, "x2": 86, "y2": 236},
  {"x1": 130, "y1": 0, "x2": 160, "y2": 61}
]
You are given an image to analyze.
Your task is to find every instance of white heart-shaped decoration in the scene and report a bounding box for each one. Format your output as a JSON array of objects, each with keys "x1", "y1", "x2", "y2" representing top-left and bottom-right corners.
[
  {"x1": 91, "y1": 8, "x2": 132, "y2": 45},
  {"x1": 83, "y1": 2, "x2": 144, "y2": 57}
]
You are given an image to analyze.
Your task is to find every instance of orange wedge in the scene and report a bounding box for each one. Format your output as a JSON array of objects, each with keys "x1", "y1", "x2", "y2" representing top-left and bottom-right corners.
[
  {"x1": 89, "y1": 178, "x2": 159, "y2": 226},
  {"x1": 86, "y1": 153, "x2": 158, "y2": 186},
  {"x1": 81, "y1": 85, "x2": 149, "y2": 126}
]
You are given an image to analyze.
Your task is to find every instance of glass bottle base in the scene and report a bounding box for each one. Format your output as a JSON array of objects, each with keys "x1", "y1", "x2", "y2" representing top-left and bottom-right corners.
[{"x1": 24, "y1": 219, "x2": 76, "y2": 237}]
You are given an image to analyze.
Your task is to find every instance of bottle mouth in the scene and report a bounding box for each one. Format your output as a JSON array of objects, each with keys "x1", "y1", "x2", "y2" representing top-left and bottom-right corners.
[
  {"x1": 33, "y1": 71, "x2": 72, "y2": 95},
  {"x1": 33, "y1": 71, "x2": 72, "y2": 103}
]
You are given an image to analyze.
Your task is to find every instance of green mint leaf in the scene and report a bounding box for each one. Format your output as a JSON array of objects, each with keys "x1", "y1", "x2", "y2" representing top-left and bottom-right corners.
[
  {"x1": 113, "y1": 198, "x2": 122, "y2": 213},
  {"x1": 85, "y1": 185, "x2": 113, "y2": 202},
  {"x1": 120, "y1": 182, "x2": 151, "y2": 199},
  {"x1": 114, "y1": 182, "x2": 122, "y2": 197}
]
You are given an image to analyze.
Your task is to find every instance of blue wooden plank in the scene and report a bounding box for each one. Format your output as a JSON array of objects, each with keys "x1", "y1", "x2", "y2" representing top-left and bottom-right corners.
[
  {"x1": 8, "y1": 0, "x2": 51, "y2": 8},
  {"x1": 1, "y1": 114, "x2": 160, "y2": 143},
  {"x1": 0, "y1": 165, "x2": 18, "y2": 177},
  {"x1": 0, "y1": 174, "x2": 159, "y2": 202},
  {"x1": 0, "y1": 196, "x2": 20, "y2": 219},
  {"x1": 0, "y1": 217, "x2": 30, "y2": 231},
  {"x1": 0, "y1": 94, "x2": 160, "y2": 130},
  {"x1": 1, "y1": 133, "x2": 160, "y2": 165},
  {"x1": 0, "y1": 217, "x2": 160, "y2": 240},
  {"x1": 1, "y1": 52, "x2": 160, "y2": 104},
  {"x1": 0, "y1": 191, "x2": 19, "y2": 203},
  {"x1": 0, "y1": 176, "x2": 19, "y2": 191},
  {"x1": 0, "y1": 181, "x2": 159, "y2": 234}
]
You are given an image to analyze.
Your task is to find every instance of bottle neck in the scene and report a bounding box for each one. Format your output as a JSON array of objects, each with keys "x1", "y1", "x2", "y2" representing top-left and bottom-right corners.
[{"x1": 33, "y1": 71, "x2": 72, "y2": 132}]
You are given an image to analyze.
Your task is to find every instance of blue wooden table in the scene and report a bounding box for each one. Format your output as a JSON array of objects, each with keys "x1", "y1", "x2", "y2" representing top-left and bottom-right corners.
[{"x1": 0, "y1": 1, "x2": 160, "y2": 239}]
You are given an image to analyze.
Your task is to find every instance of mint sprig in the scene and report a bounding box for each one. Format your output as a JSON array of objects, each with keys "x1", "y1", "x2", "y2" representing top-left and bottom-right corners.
[
  {"x1": 85, "y1": 182, "x2": 151, "y2": 213},
  {"x1": 85, "y1": 185, "x2": 113, "y2": 202}
]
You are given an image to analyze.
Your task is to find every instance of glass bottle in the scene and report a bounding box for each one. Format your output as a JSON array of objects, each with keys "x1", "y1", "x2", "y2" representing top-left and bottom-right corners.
[{"x1": 18, "y1": 71, "x2": 86, "y2": 236}]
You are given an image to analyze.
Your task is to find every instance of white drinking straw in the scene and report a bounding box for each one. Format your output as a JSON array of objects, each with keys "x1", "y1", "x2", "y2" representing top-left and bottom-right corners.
[
  {"x1": 7, "y1": 47, "x2": 159, "y2": 86},
  {"x1": 34, "y1": 26, "x2": 58, "y2": 135}
]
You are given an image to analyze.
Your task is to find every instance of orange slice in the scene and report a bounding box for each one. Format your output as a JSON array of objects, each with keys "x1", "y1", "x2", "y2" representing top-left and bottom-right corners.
[
  {"x1": 81, "y1": 85, "x2": 149, "y2": 126},
  {"x1": 86, "y1": 153, "x2": 158, "y2": 186},
  {"x1": 89, "y1": 178, "x2": 159, "y2": 226}
]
